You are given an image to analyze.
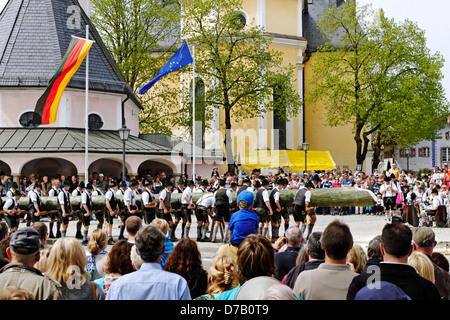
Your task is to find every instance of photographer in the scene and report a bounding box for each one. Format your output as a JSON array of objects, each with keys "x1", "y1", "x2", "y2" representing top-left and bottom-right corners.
[{"x1": 273, "y1": 226, "x2": 304, "y2": 281}]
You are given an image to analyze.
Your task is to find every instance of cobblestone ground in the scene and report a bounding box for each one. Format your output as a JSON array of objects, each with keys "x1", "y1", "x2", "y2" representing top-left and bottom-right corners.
[{"x1": 31, "y1": 212, "x2": 450, "y2": 270}]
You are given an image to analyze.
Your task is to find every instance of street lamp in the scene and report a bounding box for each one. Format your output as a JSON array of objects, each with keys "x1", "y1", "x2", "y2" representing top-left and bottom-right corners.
[
  {"x1": 302, "y1": 142, "x2": 310, "y2": 174},
  {"x1": 404, "y1": 147, "x2": 411, "y2": 172},
  {"x1": 118, "y1": 126, "x2": 131, "y2": 182}
]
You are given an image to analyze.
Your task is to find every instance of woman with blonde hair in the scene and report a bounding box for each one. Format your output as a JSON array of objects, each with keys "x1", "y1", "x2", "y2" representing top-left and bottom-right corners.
[
  {"x1": 408, "y1": 251, "x2": 435, "y2": 283},
  {"x1": 33, "y1": 247, "x2": 52, "y2": 275},
  {"x1": 46, "y1": 237, "x2": 105, "y2": 300},
  {"x1": 85, "y1": 229, "x2": 109, "y2": 281},
  {"x1": 346, "y1": 244, "x2": 367, "y2": 274},
  {"x1": 195, "y1": 255, "x2": 238, "y2": 300},
  {"x1": 215, "y1": 234, "x2": 277, "y2": 300}
]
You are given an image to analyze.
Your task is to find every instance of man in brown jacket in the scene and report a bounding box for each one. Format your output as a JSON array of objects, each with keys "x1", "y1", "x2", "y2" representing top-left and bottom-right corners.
[
  {"x1": 0, "y1": 227, "x2": 62, "y2": 300},
  {"x1": 412, "y1": 226, "x2": 450, "y2": 300}
]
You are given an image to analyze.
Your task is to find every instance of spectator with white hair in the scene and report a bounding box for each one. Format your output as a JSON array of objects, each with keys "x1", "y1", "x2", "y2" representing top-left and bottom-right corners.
[
  {"x1": 273, "y1": 226, "x2": 304, "y2": 281},
  {"x1": 260, "y1": 283, "x2": 300, "y2": 300}
]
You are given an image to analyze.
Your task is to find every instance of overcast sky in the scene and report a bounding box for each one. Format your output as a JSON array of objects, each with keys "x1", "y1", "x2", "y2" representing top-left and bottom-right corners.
[{"x1": 0, "y1": 0, "x2": 449, "y2": 102}]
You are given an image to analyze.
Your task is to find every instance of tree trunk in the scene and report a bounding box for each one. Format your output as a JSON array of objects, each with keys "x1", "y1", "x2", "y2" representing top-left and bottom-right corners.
[
  {"x1": 4, "y1": 188, "x2": 376, "y2": 212},
  {"x1": 224, "y1": 107, "x2": 236, "y2": 175}
]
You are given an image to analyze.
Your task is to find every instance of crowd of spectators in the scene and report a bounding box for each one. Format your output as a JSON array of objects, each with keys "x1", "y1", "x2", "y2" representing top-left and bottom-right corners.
[{"x1": 0, "y1": 163, "x2": 449, "y2": 301}]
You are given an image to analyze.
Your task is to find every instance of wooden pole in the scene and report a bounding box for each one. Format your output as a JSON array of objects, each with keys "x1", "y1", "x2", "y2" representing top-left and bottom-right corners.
[{"x1": 4, "y1": 188, "x2": 376, "y2": 212}]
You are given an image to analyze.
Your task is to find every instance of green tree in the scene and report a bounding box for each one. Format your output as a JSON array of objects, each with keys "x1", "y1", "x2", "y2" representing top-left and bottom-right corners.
[
  {"x1": 181, "y1": 0, "x2": 302, "y2": 174},
  {"x1": 91, "y1": 0, "x2": 182, "y2": 134},
  {"x1": 306, "y1": 1, "x2": 449, "y2": 171}
]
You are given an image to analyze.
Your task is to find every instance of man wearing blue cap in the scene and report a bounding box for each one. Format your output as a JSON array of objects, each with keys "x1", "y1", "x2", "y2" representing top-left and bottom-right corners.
[{"x1": 227, "y1": 190, "x2": 259, "y2": 247}]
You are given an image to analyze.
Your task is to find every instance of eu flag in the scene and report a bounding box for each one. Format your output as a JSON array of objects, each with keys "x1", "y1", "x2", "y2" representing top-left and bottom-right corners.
[{"x1": 139, "y1": 41, "x2": 193, "y2": 95}]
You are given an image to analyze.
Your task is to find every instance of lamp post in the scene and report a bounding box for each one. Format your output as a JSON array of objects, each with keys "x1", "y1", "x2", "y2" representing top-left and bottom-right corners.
[
  {"x1": 118, "y1": 126, "x2": 131, "y2": 182},
  {"x1": 302, "y1": 142, "x2": 309, "y2": 174},
  {"x1": 404, "y1": 147, "x2": 411, "y2": 172}
]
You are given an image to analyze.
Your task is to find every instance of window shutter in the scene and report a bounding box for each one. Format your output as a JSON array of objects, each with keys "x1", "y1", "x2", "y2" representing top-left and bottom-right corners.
[{"x1": 418, "y1": 148, "x2": 424, "y2": 157}]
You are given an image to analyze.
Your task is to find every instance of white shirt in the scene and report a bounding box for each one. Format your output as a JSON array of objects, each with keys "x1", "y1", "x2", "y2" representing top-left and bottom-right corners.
[
  {"x1": 29, "y1": 190, "x2": 42, "y2": 205},
  {"x1": 72, "y1": 188, "x2": 83, "y2": 197},
  {"x1": 124, "y1": 188, "x2": 135, "y2": 206},
  {"x1": 172, "y1": 187, "x2": 184, "y2": 194},
  {"x1": 141, "y1": 188, "x2": 154, "y2": 206},
  {"x1": 273, "y1": 187, "x2": 280, "y2": 202},
  {"x1": 196, "y1": 194, "x2": 215, "y2": 208},
  {"x1": 193, "y1": 187, "x2": 207, "y2": 193},
  {"x1": 116, "y1": 188, "x2": 126, "y2": 196},
  {"x1": 262, "y1": 189, "x2": 270, "y2": 202},
  {"x1": 58, "y1": 190, "x2": 70, "y2": 205},
  {"x1": 92, "y1": 189, "x2": 104, "y2": 196},
  {"x1": 181, "y1": 187, "x2": 193, "y2": 205},
  {"x1": 81, "y1": 191, "x2": 91, "y2": 205},
  {"x1": 105, "y1": 189, "x2": 116, "y2": 201},
  {"x1": 289, "y1": 179, "x2": 301, "y2": 189},
  {"x1": 406, "y1": 176, "x2": 416, "y2": 185},
  {"x1": 48, "y1": 187, "x2": 60, "y2": 197},
  {"x1": 305, "y1": 190, "x2": 312, "y2": 204},
  {"x1": 380, "y1": 182, "x2": 398, "y2": 198},
  {"x1": 3, "y1": 198, "x2": 17, "y2": 211},
  {"x1": 6, "y1": 189, "x2": 14, "y2": 198},
  {"x1": 430, "y1": 195, "x2": 443, "y2": 209}
]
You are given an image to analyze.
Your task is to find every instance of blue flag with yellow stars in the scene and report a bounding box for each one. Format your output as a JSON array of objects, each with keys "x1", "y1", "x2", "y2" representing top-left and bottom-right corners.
[{"x1": 139, "y1": 41, "x2": 193, "y2": 95}]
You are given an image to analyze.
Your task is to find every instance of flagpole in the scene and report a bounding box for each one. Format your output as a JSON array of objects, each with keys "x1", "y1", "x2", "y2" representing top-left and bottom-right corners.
[
  {"x1": 192, "y1": 45, "x2": 196, "y2": 181},
  {"x1": 85, "y1": 0, "x2": 90, "y2": 185}
]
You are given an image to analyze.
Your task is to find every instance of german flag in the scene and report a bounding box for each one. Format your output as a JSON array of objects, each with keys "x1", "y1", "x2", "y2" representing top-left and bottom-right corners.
[{"x1": 34, "y1": 37, "x2": 94, "y2": 125}]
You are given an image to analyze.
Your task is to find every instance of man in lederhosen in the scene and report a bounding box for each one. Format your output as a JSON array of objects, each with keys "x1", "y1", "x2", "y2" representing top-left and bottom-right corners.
[
  {"x1": 292, "y1": 180, "x2": 315, "y2": 239},
  {"x1": 171, "y1": 179, "x2": 185, "y2": 239},
  {"x1": 47, "y1": 179, "x2": 62, "y2": 238},
  {"x1": 195, "y1": 191, "x2": 214, "y2": 242},
  {"x1": 119, "y1": 179, "x2": 140, "y2": 240},
  {"x1": 180, "y1": 180, "x2": 195, "y2": 239},
  {"x1": 56, "y1": 180, "x2": 73, "y2": 238},
  {"x1": 159, "y1": 180, "x2": 176, "y2": 241},
  {"x1": 92, "y1": 182, "x2": 106, "y2": 230},
  {"x1": 254, "y1": 178, "x2": 273, "y2": 238},
  {"x1": 79, "y1": 183, "x2": 94, "y2": 245},
  {"x1": 28, "y1": 182, "x2": 43, "y2": 225},
  {"x1": 277, "y1": 178, "x2": 291, "y2": 238},
  {"x1": 72, "y1": 181, "x2": 85, "y2": 240},
  {"x1": 105, "y1": 181, "x2": 119, "y2": 245},
  {"x1": 211, "y1": 179, "x2": 232, "y2": 243},
  {"x1": 380, "y1": 176, "x2": 398, "y2": 221},
  {"x1": 3, "y1": 190, "x2": 22, "y2": 234},
  {"x1": 269, "y1": 179, "x2": 283, "y2": 243},
  {"x1": 141, "y1": 180, "x2": 157, "y2": 225}
]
